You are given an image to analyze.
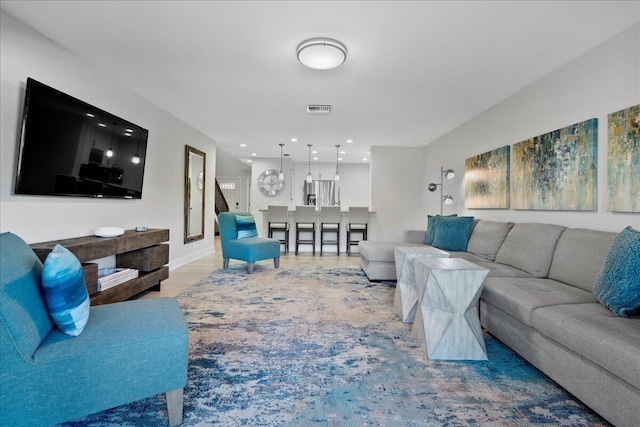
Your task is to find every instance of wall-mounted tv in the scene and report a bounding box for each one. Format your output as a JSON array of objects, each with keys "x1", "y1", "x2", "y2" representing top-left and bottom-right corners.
[{"x1": 14, "y1": 78, "x2": 148, "y2": 199}]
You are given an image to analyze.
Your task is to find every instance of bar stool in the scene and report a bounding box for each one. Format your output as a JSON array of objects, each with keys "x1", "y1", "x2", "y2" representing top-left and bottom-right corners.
[
  {"x1": 346, "y1": 207, "x2": 369, "y2": 255},
  {"x1": 295, "y1": 206, "x2": 316, "y2": 255},
  {"x1": 267, "y1": 205, "x2": 290, "y2": 254},
  {"x1": 319, "y1": 206, "x2": 341, "y2": 256}
]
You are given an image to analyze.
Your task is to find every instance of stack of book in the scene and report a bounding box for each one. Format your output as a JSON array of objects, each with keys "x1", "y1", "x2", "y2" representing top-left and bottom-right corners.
[{"x1": 97, "y1": 268, "x2": 139, "y2": 291}]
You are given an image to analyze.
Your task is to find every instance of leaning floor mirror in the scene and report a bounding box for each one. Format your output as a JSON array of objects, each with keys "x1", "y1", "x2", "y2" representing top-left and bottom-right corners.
[{"x1": 185, "y1": 145, "x2": 206, "y2": 243}]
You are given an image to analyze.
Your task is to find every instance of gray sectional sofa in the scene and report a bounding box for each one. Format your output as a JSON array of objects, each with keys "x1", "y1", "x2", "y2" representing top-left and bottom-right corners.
[{"x1": 359, "y1": 220, "x2": 640, "y2": 427}]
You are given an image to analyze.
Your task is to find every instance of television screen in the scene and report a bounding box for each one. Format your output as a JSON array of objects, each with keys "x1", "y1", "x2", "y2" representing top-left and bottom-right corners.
[{"x1": 14, "y1": 78, "x2": 148, "y2": 199}]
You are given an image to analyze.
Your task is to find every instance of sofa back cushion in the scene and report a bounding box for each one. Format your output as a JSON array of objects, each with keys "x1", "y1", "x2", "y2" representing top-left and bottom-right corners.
[
  {"x1": 0, "y1": 232, "x2": 53, "y2": 361},
  {"x1": 494, "y1": 223, "x2": 566, "y2": 278},
  {"x1": 467, "y1": 221, "x2": 515, "y2": 261},
  {"x1": 548, "y1": 228, "x2": 617, "y2": 292}
]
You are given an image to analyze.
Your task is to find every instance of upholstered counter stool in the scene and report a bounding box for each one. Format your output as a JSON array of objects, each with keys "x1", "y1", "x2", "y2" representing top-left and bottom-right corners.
[
  {"x1": 295, "y1": 206, "x2": 316, "y2": 255},
  {"x1": 346, "y1": 207, "x2": 369, "y2": 255},
  {"x1": 267, "y1": 205, "x2": 290, "y2": 254},
  {"x1": 319, "y1": 206, "x2": 341, "y2": 256},
  {"x1": 392, "y1": 246, "x2": 450, "y2": 323}
]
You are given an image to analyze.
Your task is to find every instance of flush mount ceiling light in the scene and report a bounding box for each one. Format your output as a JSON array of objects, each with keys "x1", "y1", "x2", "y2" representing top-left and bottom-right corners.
[{"x1": 297, "y1": 38, "x2": 347, "y2": 70}]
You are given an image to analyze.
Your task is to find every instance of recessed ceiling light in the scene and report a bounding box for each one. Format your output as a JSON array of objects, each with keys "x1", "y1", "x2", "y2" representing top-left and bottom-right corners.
[
  {"x1": 312, "y1": 150, "x2": 318, "y2": 154},
  {"x1": 362, "y1": 157, "x2": 368, "y2": 161},
  {"x1": 297, "y1": 38, "x2": 347, "y2": 70},
  {"x1": 338, "y1": 157, "x2": 343, "y2": 161},
  {"x1": 290, "y1": 138, "x2": 298, "y2": 142},
  {"x1": 346, "y1": 139, "x2": 353, "y2": 143},
  {"x1": 251, "y1": 153, "x2": 257, "y2": 156},
  {"x1": 240, "y1": 143, "x2": 247, "y2": 147},
  {"x1": 313, "y1": 156, "x2": 319, "y2": 160},
  {"x1": 247, "y1": 159, "x2": 252, "y2": 163},
  {"x1": 340, "y1": 151, "x2": 346, "y2": 154}
]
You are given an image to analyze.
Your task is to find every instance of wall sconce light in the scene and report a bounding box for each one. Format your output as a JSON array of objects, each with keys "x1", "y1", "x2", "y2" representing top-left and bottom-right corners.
[
  {"x1": 428, "y1": 166, "x2": 455, "y2": 215},
  {"x1": 278, "y1": 143, "x2": 285, "y2": 182},
  {"x1": 334, "y1": 144, "x2": 341, "y2": 182},
  {"x1": 306, "y1": 144, "x2": 313, "y2": 184}
]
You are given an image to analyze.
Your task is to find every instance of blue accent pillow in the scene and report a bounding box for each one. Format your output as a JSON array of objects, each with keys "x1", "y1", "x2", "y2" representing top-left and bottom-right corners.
[
  {"x1": 425, "y1": 214, "x2": 457, "y2": 245},
  {"x1": 593, "y1": 226, "x2": 640, "y2": 317},
  {"x1": 236, "y1": 215, "x2": 258, "y2": 239},
  {"x1": 41, "y1": 244, "x2": 90, "y2": 336},
  {"x1": 432, "y1": 216, "x2": 475, "y2": 251}
]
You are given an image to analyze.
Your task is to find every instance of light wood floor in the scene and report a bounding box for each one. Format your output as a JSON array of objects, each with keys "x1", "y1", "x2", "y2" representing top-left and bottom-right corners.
[{"x1": 141, "y1": 236, "x2": 361, "y2": 299}]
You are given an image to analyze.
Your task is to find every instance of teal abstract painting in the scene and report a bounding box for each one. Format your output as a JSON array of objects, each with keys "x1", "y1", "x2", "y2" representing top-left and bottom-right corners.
[
  {"x1": 608, "y1": 104, "x2": 640, "y2": 212},
  {"x1": 512, "y1": 119, "x2": 598, "y2": 211},
  {"x1": 465, "y1": 146, "x2": 510, "y2": 209}
]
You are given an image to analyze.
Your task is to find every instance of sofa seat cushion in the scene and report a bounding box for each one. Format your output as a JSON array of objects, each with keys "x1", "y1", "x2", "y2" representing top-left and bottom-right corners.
[
  {"x1": 467, "y1": 221, "x2": 515, "y2": 261},
  {"x1": 358, "y1": 241, "x2": 422, "y2": 263},
  {"x1": 532, "y1": 303, "x2": 640, "y2": 390},
  {"x1": 25, "y1": 298, "x2": 188, "y2": 423},
  {"x1": 224, "y1": 237, "x2": 281, "y2": 262},
  {"x1": 473, "y1": 261, "x2": 534, "y2": 278},
  {"x1": 481, "y1": 277, "x2": 597, "y2": 327},
  {"x1": 447, "y1": 251, "x2": 491, "y2": 263},
  {"x1": 495, "y1": 223, "x2": 566, "y2": 278}
]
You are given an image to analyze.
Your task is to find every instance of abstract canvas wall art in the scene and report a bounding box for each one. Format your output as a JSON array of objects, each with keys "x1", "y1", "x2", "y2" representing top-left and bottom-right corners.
[
  {"x1": 512, "y1": 118, "x2": 597, "y2": 211},
  {"x1": 607, "y1": 104, "x2": 640, "y2": 212},
  {"x1": 465, "y1": 146, "x2": 510, "y2": 209}
]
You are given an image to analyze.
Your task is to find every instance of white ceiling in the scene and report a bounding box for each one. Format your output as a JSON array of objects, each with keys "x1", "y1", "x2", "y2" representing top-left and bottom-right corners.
[{"x1": 2, "y1": 1, "x2": 639, "y2": 165}]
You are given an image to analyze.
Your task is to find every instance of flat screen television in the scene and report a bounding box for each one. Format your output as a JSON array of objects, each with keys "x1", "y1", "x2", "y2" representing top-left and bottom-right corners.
[{"x1": 14, "y1": 78, "x2": 148, "y2": 199}]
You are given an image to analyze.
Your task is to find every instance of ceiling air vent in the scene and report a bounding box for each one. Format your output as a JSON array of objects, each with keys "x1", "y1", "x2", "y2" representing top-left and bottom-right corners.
[{"x1": 307, "y1": 104, "x2": 332, "y2": 115}]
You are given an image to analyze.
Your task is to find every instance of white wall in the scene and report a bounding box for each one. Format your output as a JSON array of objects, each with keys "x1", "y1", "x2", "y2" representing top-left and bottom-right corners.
[
  {"x1": 423, "y1": 23, "x2": 640, "y2": 233},
  {"x1": 370, "y1": 146, "x2": 426, "y2": 241},
  {"x1": 0, "y1": 11, "x2": 218, "y2": 267},
  {"x1": 215, "y1": 148, "x2": 251, "y2": 212}
]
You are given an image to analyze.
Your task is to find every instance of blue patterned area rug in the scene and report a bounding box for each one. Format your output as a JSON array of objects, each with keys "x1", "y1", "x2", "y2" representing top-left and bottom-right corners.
[{"x1": 60, "y1": 265, "x2": 607, "y2": 426}]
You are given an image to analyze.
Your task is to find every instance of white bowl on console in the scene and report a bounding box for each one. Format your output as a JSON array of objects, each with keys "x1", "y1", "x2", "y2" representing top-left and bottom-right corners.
[{"x1": 94, "y1": 227, "x2": 125, "y2": 238}]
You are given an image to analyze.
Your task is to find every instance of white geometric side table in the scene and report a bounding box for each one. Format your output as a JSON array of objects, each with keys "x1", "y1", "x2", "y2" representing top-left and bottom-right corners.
[
  {"x1": 411, "y1": 258, "x2": 489, "y2": 360},
  {"x1": 392, "y1": 246, "x2": 450, "y2": 323}
]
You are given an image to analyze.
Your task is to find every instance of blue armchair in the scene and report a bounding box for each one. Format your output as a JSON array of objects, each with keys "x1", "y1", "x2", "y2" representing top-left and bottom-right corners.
[
  {"x1": 218, "y1": 212, "x2": 281, "y2": 273},
  {"x1": 0, "y1": 232, "x2": 189, "y2": 427}
]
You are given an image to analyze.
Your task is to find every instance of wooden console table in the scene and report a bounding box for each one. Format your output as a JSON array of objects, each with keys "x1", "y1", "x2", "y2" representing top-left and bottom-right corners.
[{"x1": 30, "y1": 229, "x2": 169, "y2": 306}]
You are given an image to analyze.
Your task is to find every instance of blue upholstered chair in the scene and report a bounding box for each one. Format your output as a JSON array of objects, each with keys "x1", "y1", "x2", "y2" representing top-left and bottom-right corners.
[
  {"x1": 0, "y1": 232, "x2": 189, "y2": 427},
  {"x1": 218, "y1": 212, "x2": 281, "y2": 274}
]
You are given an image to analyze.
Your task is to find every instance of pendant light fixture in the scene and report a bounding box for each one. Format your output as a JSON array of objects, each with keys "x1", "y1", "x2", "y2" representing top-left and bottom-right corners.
[
  {"x1": 334, "y1": 144, "x2": 341, "y2": 182},
  {"x1": 306, "y1": 144, "x2": 313, "y2": 184},
  {"x1": 106, "y1": 122, "x2": 116, "y2": 158},
  {"x1": 131, "y1": 133, "x2": 141, "y2": 165},
  {"x1": 278, "y1": 143, "x2": 285, "y2": 182}
]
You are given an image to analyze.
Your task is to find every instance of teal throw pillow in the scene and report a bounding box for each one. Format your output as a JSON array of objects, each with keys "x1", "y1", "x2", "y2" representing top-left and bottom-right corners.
[
  {"x1": 425, "y1": 214, "x2": 457, "y2": 245},
  {"x1": 425, "y1": 215, "x2": 438, "y2": 245},
  {"x1": 432, "y1": 216, "x2": 475, "y2": 252},
  {"x1": 593, "y1": 226, "x2": 640, "y2": 317},
  {"x1": 236, "y1": 215, "x2": 258, "y2": 239},
  {"x1": 41, "y1": 244, "x2": 90, "y2": 336}
]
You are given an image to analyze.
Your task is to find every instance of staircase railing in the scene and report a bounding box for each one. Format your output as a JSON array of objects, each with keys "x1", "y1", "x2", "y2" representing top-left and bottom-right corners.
[{"x1": 214, "y1": 179, "x2": 229, "y2": 235}]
